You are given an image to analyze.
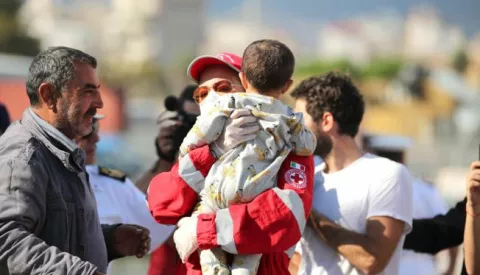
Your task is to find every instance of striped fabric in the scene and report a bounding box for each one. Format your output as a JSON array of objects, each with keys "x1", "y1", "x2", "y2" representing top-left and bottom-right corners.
[
  {"x1": 215, "y1": 208, "x2": 237, "y2": 254},
  {"x1": 178, "y1": 154, "x2": 205, "y2": 194},
  {"x1": 28, "y1": 107, "x2": 77, "y2": 152},
  {"x1": 272, "y1": 187, "x2": 306, "y2": 234}
]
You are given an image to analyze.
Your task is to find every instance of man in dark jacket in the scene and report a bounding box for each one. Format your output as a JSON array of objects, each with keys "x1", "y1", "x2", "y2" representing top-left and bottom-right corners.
[
  {"x1": 0, "y1": 103, "x2": 10, "y2": 135},
  {"x1": 0, "y1": 47, "x2": 150, "y2": 275},
  {"x1": 404, "y1": 198, "x2": 467, "y2": 274}
]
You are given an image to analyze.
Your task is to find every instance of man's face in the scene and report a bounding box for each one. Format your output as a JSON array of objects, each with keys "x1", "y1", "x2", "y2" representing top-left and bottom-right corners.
[
  {"x1": 198, "y1": 65, "x2": 244, "y2": 91},
  {"x1": 56, "y1": 63, "x2": 103, "y2": 138},
  {"x1": 294, "y1": 98, "x2": 333, "y2": 157},
  {"x1": 75, "y1": 128, "x2": 100, "y2": 165}
]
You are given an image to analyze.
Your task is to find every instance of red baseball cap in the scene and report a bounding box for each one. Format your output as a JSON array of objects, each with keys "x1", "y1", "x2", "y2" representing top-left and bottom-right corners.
[{"x1": 187, "y1": 52, "x2": 242, "y2": 83}]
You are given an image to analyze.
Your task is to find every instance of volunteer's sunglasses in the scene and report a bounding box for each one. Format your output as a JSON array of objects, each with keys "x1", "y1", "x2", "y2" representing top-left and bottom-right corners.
[{"x1": 193, "y1": 80, "x2": 243, "y2": 104}]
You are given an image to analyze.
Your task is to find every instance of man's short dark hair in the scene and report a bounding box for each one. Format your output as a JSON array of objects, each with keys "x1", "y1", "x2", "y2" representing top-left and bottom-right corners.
[
  {"x1": 291, "y1": 72, "x2": 365, "y2": 137},
  {"x1": 242, "y1": 39, "x2": 295, "y2": 92},
  {"x1": 26, "y1": 46, "x2": 97, "y2": 106}
]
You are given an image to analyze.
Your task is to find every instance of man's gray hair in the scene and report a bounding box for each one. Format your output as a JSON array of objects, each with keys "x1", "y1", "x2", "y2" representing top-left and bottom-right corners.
[{"x1": 26, "y1": 46, "x2": 97, "y2": 106}]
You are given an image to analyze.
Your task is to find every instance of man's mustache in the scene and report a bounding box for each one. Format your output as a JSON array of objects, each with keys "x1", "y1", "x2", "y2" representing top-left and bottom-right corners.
[{"x1": 85, "y1": 109, "x2": 96, "y2": 117}]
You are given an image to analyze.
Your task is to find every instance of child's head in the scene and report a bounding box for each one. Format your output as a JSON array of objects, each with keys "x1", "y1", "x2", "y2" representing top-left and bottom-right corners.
[{"x1": 241, "y1": 39, "x2": 295, "y2": 97}]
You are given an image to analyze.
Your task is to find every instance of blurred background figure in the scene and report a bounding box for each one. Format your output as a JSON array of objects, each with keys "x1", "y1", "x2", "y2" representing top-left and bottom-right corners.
[
  {"x1": 363, "y1": 134, "x2": 459, "y2": 275},
  {"x1": 0, "y1": 103, "x2": 10, "y2": 136},
  {"x1": 75, "y1": 115, "x2": 176, "y2": 275},
  {"x1": 135, "y1": 84, "x2": 199, "y2": 194},
  {"x1": 134, "y1": 84, "x2": 199, "y2": 275}
]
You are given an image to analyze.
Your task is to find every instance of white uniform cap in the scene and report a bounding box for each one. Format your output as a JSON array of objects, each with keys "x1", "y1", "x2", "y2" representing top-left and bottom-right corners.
[{"x1": 365, "y1": 134, "x2": 413, "y2": 151}]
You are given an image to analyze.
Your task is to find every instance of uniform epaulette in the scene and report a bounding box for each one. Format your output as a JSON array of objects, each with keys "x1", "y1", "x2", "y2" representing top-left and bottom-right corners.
[{"x1": 98, "y1": 166, "x2": 126, "y2": 182}]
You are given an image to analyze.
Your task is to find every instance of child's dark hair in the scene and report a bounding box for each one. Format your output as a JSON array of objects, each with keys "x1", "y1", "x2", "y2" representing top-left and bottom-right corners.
[{"x1": 242, "y1": 39, "x2": 295, "y2": 92}]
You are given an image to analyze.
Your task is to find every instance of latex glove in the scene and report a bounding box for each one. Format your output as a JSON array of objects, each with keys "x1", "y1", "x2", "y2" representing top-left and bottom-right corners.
[
  {"x1": 155, "y1": 110, "x2": 182, "y2": 160},
  {"x1": 173, "y1": 217, "x2": 198, "y2": 263},
  {"x1": 210, "y1": 109, "x2": 259, "y2": 158}
]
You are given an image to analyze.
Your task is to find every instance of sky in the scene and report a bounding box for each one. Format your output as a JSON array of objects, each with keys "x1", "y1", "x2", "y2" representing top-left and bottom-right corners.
[{"x1": 207, "y1": 0, "x2": 480, "y2": 37}]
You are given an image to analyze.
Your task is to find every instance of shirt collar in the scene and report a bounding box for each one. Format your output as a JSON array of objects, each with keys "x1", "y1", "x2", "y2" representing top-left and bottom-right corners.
[
  {"x1": 86, "y1": 164, "x2": 98, "y2": 175},
  {"x1": 28, "y1": 107, "x2": 78, "y2": 152},
  {"x1": 24, "y1": 108, "x2": 85, "y2": 172}
]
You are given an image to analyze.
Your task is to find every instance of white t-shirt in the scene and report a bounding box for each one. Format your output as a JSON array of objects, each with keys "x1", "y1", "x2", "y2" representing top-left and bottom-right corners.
[
  {"x1": 399, "y1": 179, "x2": 448, "y2": 275},
  {"x1": 297, "y1": 153, "x2": 413, "y2": 275}
]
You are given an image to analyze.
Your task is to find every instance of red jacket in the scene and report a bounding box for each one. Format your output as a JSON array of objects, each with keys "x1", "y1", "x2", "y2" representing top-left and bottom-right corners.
[{"x1": 147, "y1": 145, "x2": 314, "y2": 275}]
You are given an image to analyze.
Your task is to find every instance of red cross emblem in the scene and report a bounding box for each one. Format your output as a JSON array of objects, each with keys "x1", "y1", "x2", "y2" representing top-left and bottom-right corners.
[{"x1": 285, "y1": 169, "x2": 307, "y2": 189}]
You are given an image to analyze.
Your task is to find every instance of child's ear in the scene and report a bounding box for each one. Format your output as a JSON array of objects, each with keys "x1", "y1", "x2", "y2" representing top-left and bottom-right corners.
[
  {"x1": 239, "y1": 72, "x2": 249, "y2": 90},
  {"x1": 280, "y1": 79, "x2": 293, "y2": 95}
]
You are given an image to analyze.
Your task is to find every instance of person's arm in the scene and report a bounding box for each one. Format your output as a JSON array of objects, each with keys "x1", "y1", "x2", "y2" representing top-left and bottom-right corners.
[
  {"x1": 289, "y1": 242, "x2": 303, "y2": 275},
  {"x1": 443, "y1": 246, "x2": 459, "y2": 275},
  {"x1": 0, "y1": 158, "x2": 97, "y2": 275},
  {"x1": 101, "y1": 223, "x2": 123, "y2": 262},
  {"x1": 403, "y1": 199, "x2": 466, "y2": 254},
  {"x1": 289, "y1": 252, "x2": 301, "y2": 275},
  {"x1": 148, "y1": 145, "x2": 217, "y2": 225},
  {"x1": 310, "y1": 212, "x2": 406, "y2": 274},
  {"x1": 309, "y1": 164, "x2": 413, "y2": 274},
  {"x1": 465, "y1": 204, "x2": 480, "y2": 275},
  {"x1": 101, "y1": 223, "x2": 153, "y2": 262},
  {"x1": 464, "y1": 161, "x2": 480, "y2": 275},
  {"x1": 196, "y1": 153, "x2": 314, "y2": 254}
]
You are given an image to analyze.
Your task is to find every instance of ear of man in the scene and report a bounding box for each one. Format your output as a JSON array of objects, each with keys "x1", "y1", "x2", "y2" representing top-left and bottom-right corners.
[{"x1": 38, "y1": 83, "x2": 58, "y2": 112}]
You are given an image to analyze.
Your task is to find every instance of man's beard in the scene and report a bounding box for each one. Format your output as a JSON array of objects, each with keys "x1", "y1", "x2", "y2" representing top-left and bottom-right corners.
[
  {"x1": 314, "y1": 128, "x2": 333, "y2": 158},
  {"x1": 55, "y1": 98, "x2": 85, "y2": 138}
]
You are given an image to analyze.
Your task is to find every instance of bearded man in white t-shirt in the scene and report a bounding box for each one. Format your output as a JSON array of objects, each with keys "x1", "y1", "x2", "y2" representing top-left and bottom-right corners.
[{"x1": 289, "y1": 72, "x2": 413, "y2": 275}]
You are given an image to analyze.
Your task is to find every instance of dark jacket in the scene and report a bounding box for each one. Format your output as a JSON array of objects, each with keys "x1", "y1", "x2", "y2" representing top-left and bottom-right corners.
[
  {"x1": 0, "y1": 103, "x2": 10, "y2": 134},
  {"x1": 0, "y1": 109, "x2": 120, "y2": 275},
  {"x1": 404, "y1": 198, "x2": 466, "y2": 274}
]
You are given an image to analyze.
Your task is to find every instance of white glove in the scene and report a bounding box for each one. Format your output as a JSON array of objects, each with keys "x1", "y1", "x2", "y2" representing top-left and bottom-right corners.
[
  {"x1": 173, "y1": 217, "x2": 198, "y2": 263},
  {"x1": 210, "y1": 109, "x2": 259, "y2": 158}
]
